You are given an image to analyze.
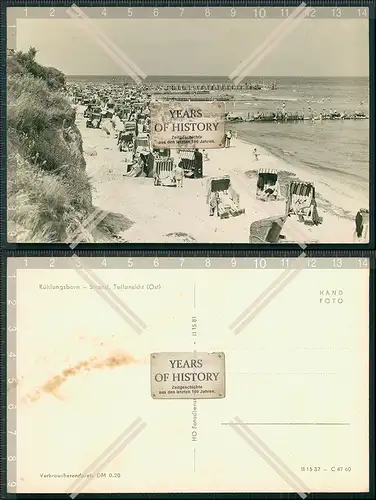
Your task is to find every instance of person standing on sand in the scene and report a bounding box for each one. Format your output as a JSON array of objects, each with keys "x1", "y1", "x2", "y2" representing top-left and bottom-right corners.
[
  {"x1": 193, "y1": 149, "x2": 203, "y2": 179},
  {"x1": 209, "y1": 191, "x2": 220, "y2": 216},
  {"x1": 173, "y1": 162, "x2": 184, "y2": 188},
  {"x1": 124, "y1": 145, "x2": 133, "y2": 173},
  {"x1": 253, "y1": 148, "x2": 259, "y2": 161},
  {"x1": 309, "y1": 199, "x2": 322, "y2": 225},
  {"x1": 355, "y1": 210, "x2": 364, "y2": 239},
  {"x1": 225, "y1": 130, "x2": 232, "y2": 148}
]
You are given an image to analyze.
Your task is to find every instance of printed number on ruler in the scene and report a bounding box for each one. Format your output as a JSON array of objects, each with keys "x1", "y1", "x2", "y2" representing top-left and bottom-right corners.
[
  {"x1": 307, "y1": 8, "x2": 316, "y2": 18},
  {"x1": 358, "y1": 258, "x2": 369, "y2": 268},
  {"x1": 254, "y1": 258, "x2": 267, "y2": 269},
  {"x1": 254, "y1": 8, "x2": 266, "y2": 18}
]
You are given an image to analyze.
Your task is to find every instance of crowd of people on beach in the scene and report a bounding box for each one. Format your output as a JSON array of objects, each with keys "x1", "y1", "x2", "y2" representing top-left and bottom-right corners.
[
  {"x1": 66, "y1": 81, "x2": 369, "y2": 243},
  {"x1": 228, "y1": 99, "x2": 369, "y2": 123},
  {"x1": 71, "y1": 82, "x2": 212, "y2": 183}
]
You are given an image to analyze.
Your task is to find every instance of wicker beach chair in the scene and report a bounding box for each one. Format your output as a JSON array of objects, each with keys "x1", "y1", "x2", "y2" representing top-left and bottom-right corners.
[
  {"x1": 153, "y1": 158, "x2": 176, "y2": 187},
  {"x1": 178, "y1": 150, "x2": 196, "y2": 177},
  {"x1": 285, "y1": 181, "x2": 321, "y2": 225},
  {"x1": 249, "y1": 215, "x2": 287, "y2": 243},
  {"x1": 133, "y1": 133, "x2": 149, "y2": 152},
  {"x1": 256, "y1": 168, "x2": 281, "y2": 201},
  {"x1": 286, "y1": 181, "x2": 314, "y2": 213},
  {"x1": 206, "y1": 176, "x2": 245, "y2": 218}
]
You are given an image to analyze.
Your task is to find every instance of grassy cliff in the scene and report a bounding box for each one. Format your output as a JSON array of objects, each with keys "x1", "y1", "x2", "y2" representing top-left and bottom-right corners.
[{"x1": 7, "y1": 48, "x2": 97, "y2": 242}]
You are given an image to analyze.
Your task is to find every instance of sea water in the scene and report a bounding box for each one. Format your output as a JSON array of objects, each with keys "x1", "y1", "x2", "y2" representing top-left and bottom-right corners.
[{"x1": 227, "y1": 77, "x2": 369, "y2": 215}]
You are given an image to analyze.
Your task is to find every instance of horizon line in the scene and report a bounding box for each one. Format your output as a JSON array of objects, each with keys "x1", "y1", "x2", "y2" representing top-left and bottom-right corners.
[{"x1": 65, "y1": 74, "x2": 369, "y2": 78}]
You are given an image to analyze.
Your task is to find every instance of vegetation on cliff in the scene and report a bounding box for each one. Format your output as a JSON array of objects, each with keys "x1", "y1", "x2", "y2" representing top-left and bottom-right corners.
[{"x1": 7, "y1": 47, "x2": 95, "y2": 242}]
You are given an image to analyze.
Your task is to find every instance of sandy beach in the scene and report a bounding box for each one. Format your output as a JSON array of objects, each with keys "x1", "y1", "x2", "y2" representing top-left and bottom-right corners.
[{"x1": 75, "y1": 105, "x2": 360, "y2": 244}]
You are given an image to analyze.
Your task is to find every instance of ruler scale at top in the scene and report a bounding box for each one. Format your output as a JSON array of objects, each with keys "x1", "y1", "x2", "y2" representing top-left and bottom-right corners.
[
  {"x1": 3, "y1": 256, "x2": 371, "y2": 269},
  {"x1": 5, "y1": 6, "x2": 372, "y2": 20}
]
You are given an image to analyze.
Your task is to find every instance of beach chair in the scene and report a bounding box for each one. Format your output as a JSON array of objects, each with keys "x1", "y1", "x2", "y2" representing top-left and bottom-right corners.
[
  {"x1": 118, "y1": 131, "x2": 134, "y2": 151},
  {"x1": 285, "y1": 181, "x2": 320, "y2": 224},
  {"x1": 153, "y1": 158, "x2": 176, "y2": 187},
  {"x1": 249, "y1": 216, "x2": 287, "y2": 243},
  {"x1": 206, "y1": 176, "x2": 245, "y2": 218},
  {"x1": 178, "y1": 150, "x2": 196, "y2": 177},
  {"x1": 123, "y1": 120, "x2": 136, "y2": 134},
  {"x1": 86, "y1": 111, "x2": 102, "y2": 129},
  {"x1": 256, "y1": 168, "x2": 281, "y2": 201},
  {"x1": 153, "y1": 148, "x2": 171, "y2": 158},
  {"x1": 133, "y1": 133, "x2": 149, "y2": 152}
]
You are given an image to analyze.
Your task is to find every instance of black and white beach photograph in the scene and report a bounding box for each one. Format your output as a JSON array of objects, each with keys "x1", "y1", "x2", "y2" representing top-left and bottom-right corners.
[{"x1": 7, "y1": 6, "x2": 370, "y2": 244}]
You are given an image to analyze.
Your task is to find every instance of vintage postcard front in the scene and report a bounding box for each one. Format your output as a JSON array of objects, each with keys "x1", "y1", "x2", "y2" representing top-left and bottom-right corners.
[
  {"x1": 7, "y1": 10, "x2": 369, "y2": 244},
  {"x1": 150, "y1": 101, "x2": 225, "y2": 149},
  {"x1": 9, "y1": 258, "x2": 369, "y2": 494}
]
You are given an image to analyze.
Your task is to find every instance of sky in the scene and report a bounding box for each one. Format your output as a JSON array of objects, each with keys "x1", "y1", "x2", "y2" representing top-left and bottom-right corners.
[{"x1": 13, "y1": 13, "x2": 369, "y2": 77}]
